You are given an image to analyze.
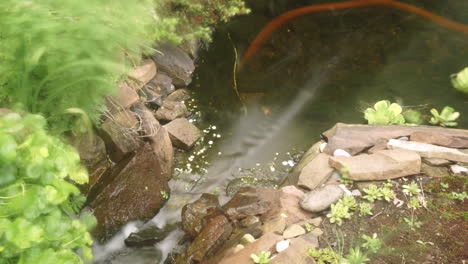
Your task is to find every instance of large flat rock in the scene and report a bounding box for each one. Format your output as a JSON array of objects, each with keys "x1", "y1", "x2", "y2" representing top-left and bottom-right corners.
[
  {"x1": 163, "y1": 118, "x2": 201, "y2": 150},
  {"x1": 329, "y1": 149, "x2": 421, "y2": 181},
  {"x1": 128, "y1": 59, "x2": 157, "y2": 90},
  {"x1": 388, "y1": 139, "x2": 468, "y2": 163},
  {"x1": 410, "y1": 131, "x2": 468, "y2": 149},
  {"x1": 297, "y1": 153, "x2": 334, "y2": 190},
  {"x1": 322, "y1": 123, "x2": 468, "y2": 155}
]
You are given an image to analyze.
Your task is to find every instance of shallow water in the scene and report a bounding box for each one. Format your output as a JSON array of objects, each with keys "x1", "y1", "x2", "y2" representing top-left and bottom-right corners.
[{"x1": 93, "y1": 0, "x2": 468, "y2": 262}]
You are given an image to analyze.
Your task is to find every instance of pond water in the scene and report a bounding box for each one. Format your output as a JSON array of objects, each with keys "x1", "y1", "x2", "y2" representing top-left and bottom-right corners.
[{"x1": 94, "y1": 0, "x2": 468, "y2": 262}]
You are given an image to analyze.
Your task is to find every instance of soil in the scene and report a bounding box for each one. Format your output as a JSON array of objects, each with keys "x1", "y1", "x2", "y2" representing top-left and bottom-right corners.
[{"x1": 318, "y1": 175, "x2": 467, "y2": 264}]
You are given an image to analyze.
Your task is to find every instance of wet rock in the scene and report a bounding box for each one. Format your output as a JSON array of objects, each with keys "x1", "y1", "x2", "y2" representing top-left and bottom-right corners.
[
  {"x1": 125, "y1": 223, "x2": 175, "y2": 247},
  {"x1": 69, "y1": 132, "x2": 107, "y2": 169},
  {"x1": 90, "y1": 144, "x2": 169, "y2": 239},
  {"x1": 450, "y1": 164, "x2": 468, "y2": 175},
  {"x1": 329, "y1": 149, "x2": 421, "y2": 181},
  {"x1": 270, "y1": 232, "x2": 318, "y2": 264},
  {"x1": 300, "y1": 185, "x2": 344, "y2": 213},
  {"x1": 155, "y1": 101, "x2": 188, "y2": 121},
  {"x1": 166, "y1": 89, "x2": 191, "y2": 102},
  {"x1": 283, "y1": 224, "x2": 306, "y2": 239},
  {"x1": 410, "y1": 131, "x2": 468, "y2": 149},
  {"x1": 297, "y1": 153, "x2": 334, "y2": 190},
  {"x1": 149, "y1": 72, "x2": 175, "y2": 95},
  {"x1": 106, "y1": 81, "x2": 140, "y2": 114},
  {"x1": 226, "y1": 177, "x2": 278, "y2": 197},
  {"x1": 139, "y1": 86, "x2": 163, "y2": 107},
  {"x1": 101, "y1": 248, "x2": 162, "y2": 264},
  {"x1": 152, "y1": 43, "x2": 195, "y2": 87},
  {"x1": 322, "y1": 123, "x2": 468, "y2": 155},
  {"x1": 218, "y1": 232, "x2": 283, "y2": 264},
  {"x1": 163, "y1": 118, "x2": 201, "y2": 150},
  {"x1": 240, "y1": 216, "x2": 260, "y2": 228},
  {"x1": 423, "y1": 157, "x2": 453, "y2": 167},
  {"x1": 181, "y1": 193, "x2": 220, "y2": 237},
  {"x1": 421, "y1": 163, "x2": 450, "y2": 178},
  {"x1": 128, "y1": 59, "x2": 157, "y2": 90},
  {"x1": 131, "y1": 102, "x2": 160, "y2": 138},
  {"x1": 181, "y1": 214, "x2": 233, "y2": 263},
  {"x1": 388, "y1": 139, "x2": 468, "y2": 163},
  {"x1": 262, "y1": 216, "x2": 287, "y2": 234},
  {"x1": 283, "y1": 141, "x2": 323, "y2": 186},
  {"x1": 240, "y1": 234, "x2": 256, "y2": 245},
  {"x1": 150, "y1": 126, "x2": 174, "y2": 176},
  {"x1": 100, "y1": 110, "x2": 142, "y2": 162}
]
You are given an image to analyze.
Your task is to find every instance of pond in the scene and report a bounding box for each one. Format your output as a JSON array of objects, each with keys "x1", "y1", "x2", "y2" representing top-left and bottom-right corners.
[{"x1": 94, "y1": 0, "x2": 468, "y2": 262}]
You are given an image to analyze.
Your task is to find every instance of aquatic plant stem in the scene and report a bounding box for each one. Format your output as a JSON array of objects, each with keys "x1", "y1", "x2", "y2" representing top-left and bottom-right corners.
[
  {"x1": 228, "y1": 33, "x2": 248, "y2": 115},
  {"x1": 239, "y1": 0, "x2": 468, "y2": 69}
]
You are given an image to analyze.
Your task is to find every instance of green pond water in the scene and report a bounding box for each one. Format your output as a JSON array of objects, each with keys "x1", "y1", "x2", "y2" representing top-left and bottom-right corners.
[{"x1": 95, "y1": 1, "x2": 468, "y2": 262}]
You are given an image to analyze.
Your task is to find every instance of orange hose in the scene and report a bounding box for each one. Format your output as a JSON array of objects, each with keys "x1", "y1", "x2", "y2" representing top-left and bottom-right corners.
[{"x1": 240, "y1": 0, "x2": 468, "y2": 68}]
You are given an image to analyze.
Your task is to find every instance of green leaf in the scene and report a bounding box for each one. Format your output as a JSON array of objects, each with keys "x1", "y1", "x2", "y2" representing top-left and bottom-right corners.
[{"x1": 0, "y1": 134, "x2": 17, "y2": 162}]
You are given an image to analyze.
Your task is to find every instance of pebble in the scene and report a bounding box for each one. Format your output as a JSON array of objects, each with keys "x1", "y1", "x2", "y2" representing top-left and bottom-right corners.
[
  {"x1": 333, "y1": 149, "x2": 351, "y2": 157},
  {"x1": 233, "y1": 244, "x2": 244, "y2": 253},
  {"x1": 397, "y1": 136, "x2": 409, "y2": 141},
  {"x1": 283, "y1": 224, "x2": 306, "y2": 239},
  {"x1": 351, "y1": 189, "x2": 362, "y2": 197},
  {"x1": 338, "y1": 184, "x2": 352, "y2": 195},
  {"x1": 240, "y1": 234, "x2": 255, "y2": 245},
  {"x1": 276, "y1": 240, "x2": 290, "y2": 253},
  {"x1": 450, "y1": 164, "x2": 468, "y2": 174},
  {"x1": 319, "y1": 142, "x2": 327, "y2": 153}
]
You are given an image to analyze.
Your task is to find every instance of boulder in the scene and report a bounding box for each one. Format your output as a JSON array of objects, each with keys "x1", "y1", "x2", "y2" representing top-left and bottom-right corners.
[
  {"x1": 179, "y1": 215, "x2": 233, "y2": 263},
  {"x1": 282, "y1": 140, "x2": 323, "y2": 186},
  {"x1": 297, "y1": 153, "x2": 334, "y2": 190},
  {"x1": 329, "y1": 149, "x2": 421, "y2": 181},
  {"x1": 139, "y1": 86, "x2": 163, "y2": 108},
  {"x1": 68, "y1": 132, "x2": 107, "y2": 170},
  {"x1": 154, "y1": 101, "x2": 188, "y2": 121},
  {"x1": 163, "y1": 118, "x2": 201, "y2": 150},
  {"x1": 150, "y1": 126, "x2": 174, "y2": 177},
  {"x1": 388, "y1": 139, "x2": 468, "y2": 163},
  {"x1": 152, "y1": 43, "x2": 195, "y2": 87},
  {"x1": 421, "y1": 163, "x2": 450, "y2": 178},
  {"x1": 90, "y1": 144, "x2": 169, "y2": 239},
  {"x1": 128, "y1": 59, "x2": 157, "y2": 90},
  {"x1": 181, "y1": 193, "x2": 220, "y2": 237},
  {"x1": 322, "y1": 123, "x2": 468, "y2": 155},
  {"x1": 218, "y1": 232, "x2": 283, "y2": 264},
  {"x1": 106, "y1": 81, "x2": 140, "y2": 114},
  {"x1": 166, "y1": 89, "x2": 191, "y2": 102},
  {"x1": 131, "y1": 102, "x2": 161, "y2": 138},
  {"x1": 410, "y1": 131, "x2": 468, "y2": 149},
  {"x1": 300, "y1": 185, "x2": 344, "y2": 213},
  {"x1": 271, "y1": 232, "x2": 319, "y2": 264},
  {"x1": 100, "y1": 110, "x2": 142, "y2": 162}
]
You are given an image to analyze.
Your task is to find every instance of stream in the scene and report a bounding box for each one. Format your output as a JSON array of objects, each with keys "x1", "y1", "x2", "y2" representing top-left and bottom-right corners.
[{"x1": 93, "y1": 0, "x2": 468, "y2": 263}]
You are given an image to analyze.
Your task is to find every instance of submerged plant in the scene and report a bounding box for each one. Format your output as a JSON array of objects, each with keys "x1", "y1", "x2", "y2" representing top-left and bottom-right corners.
[
  {"x1": 451, "y1": 67, "x2": 468, "y2": 93},
  {"x1": 364, "y1": 100, "x2": 405, "y2": 125},
  {"x1": 429, "y1": 106, "x2": 460, "y2": 127}
]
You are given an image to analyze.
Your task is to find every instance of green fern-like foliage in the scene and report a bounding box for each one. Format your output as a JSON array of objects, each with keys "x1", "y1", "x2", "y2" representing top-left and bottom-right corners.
[{"x1": 0, "y1": 0, "x2": 154, "y2": 132}]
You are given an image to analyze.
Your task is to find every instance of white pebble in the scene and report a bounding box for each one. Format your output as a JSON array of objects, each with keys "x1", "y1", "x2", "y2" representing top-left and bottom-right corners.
[
  {"x1": 287, "y1": 160, "x2": 295, "y2": 167},
  {"x1": 270, "y1": 166, "x2": 276, "y2": 172},
  {"x1": 338, "y1": 184, "x2": 352, "y2": 195},
  {"x1": 282, "y1": 161, "x2": 288, "y2": 166},
  {"x1": 319, "y1": 142, "x2": 327, "y2": 153},
  {"x1": 211, "y1": 126, "x2": 217, "y2": 130},
  {"x1": 450, "y1": 165, "x2": 468, "y2": 174},
  {"x1": 333, "y1": 149, "x2": 351, "y2": 157},
  {"x1": 276, "y1": 240, "x2": 290, "y2": 253},
  {"x1": 351, "y1": 189, "x2": 362, "y2": 197},
  {"x1": 397, "y1": 136, "x2": 409, "y2": 141}
]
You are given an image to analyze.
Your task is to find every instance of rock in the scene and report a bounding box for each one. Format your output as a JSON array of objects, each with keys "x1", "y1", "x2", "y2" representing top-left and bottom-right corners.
[
  {"x1": 423, "y1": 157, "x2": 453, "y2": 167},
  {"x1": 450, "y1": 164, "x2": 468, "y2": 175},
  {"x1": 68, "y1": 132, "x2": 107, "y2": 169},
  {"x1": 155, "y1": 101, "x2": 188, "y2": 121},
  {"x1": 164, "y1": 118, "x2": 201, "y2": 150},
  {"x1": 329, "y1": 149, "x2": 421, "y2": 181},
  {"x1": 351, "y1": 189, "x2": 362, "y2": 197},
  {"x1": 319, "y1": 142, "x2": 327, "y2": 152},
  {"x1": 106, "y1": 81, "x2": 140, "y2": 114},
  {"x1": 180, "y1": 214, "x2": 233, "y2": 263},
  {"x1": 240, "y1": 216, "x2": 260, "y2": 228},
  {"x1": 100, "y1": 109, "x2": 142, "y2": 162},
  {"x1": 276, "y1": 240, "x2": 290, "y2": 253},
  {"x1": 295, "y1": 217, "x2": 323, "y2": 228},
  {"x1": 90, "y1": 144, "x2": 169, "y2": 240},
  {"x1": 262, "y1": 215, "x2": 287, "y2": 234},
  {"x1": 410, "y1": 131, "x2": 468, "y2": 149},
  {"x1": 310, "y1": 228, "x2": 324, "y2": 237},
  {"x1": 297, "y1": 153, "x2": 334, "y2": 190},
  {"x1": 270, "y1": 232, "x2": 318, "y2": 264},
  {"x1": 333, "y1": 149, "x2": 351, "y2": 157},
  {"x1": 150, "y1": 126, "x2": 174, "y2": 176},
  {"x1": 131, "y1": 102, "x2": 160, "y2": 138},
  {"x1": 149, "y1": 72, "x2": 175, "y2": 95},
  {"x1": 181, "y1": 193, "x2": 220, "y2": 237},
  {"x1": 283, "y1": 224, "x2": 306, "y2": 239},
  {"x1": 421, "y1": 163, "x2": 450, "y2": 178},
  {"x1": 388, "y1": 139, "x2": 468, "y2": 163},
  {"x1": 218, "y1": 233, "x2": 283, "y2": 264},
  {"x1": 128, "y1": 59, "x2": 157, "y2": 90},
  {"x1": 124, "y1": 223, "x2": 175, "y2": 247},
  {"x1": 166, "y1": 89, "x2": 191, "y2": 102},
  {"x1": 101, "y1": 248, "x2": 161, "y2": 264},
  {"x1": 367, "y1": 138, "x2": 389, "y2": 154},
  {"x1": 276, "y1": 186, "x2": 315, "y2": 225},
  {"x1": 139, "y1": 86, "x2": 163, "y2": 107},
  {"x1": 300, "y1": 185, "x2": 344, "y2": 213},
  {"x1": 283, "y1": 141, "x2": 324, "y2": 187},
  {"x1": 240, "y1": 234, "x2": 256, "y2": 245},
  {"x1": 322, "y1": 123, "x2": 468, "y2": 155},
  {"x1": 233, "y1": 244, "x2": 244, "y2": 254},
  {"x1": 152, "y1": 43, "x2": 195, "y2": 87}
]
